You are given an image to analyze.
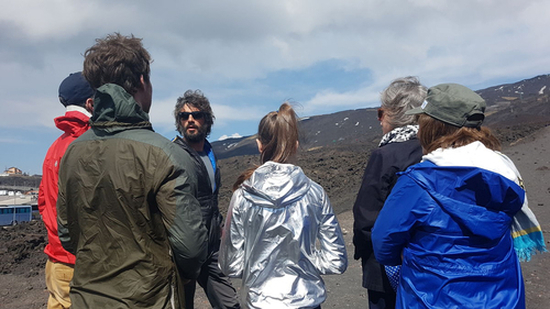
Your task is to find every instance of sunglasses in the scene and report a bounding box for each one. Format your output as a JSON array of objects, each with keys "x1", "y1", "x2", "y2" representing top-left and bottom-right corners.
[
  {"x1": 178, "y1": 111, "x2": 205, "y2": 120},
  {"x1": 377, "y1": 108, "x2": 384, "y2": 121}
]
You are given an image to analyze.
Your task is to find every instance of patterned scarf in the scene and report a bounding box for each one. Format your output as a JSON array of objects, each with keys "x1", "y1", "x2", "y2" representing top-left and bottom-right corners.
[
  {"x1": 512, "y1": 206, "x2": 546, "y2": 261},
  {"x1": 379, "y1": 125, "x2": 419, "y2": 147},
  {"x1": 510, "y1": 180, "x2": 547, "y2": 262}
]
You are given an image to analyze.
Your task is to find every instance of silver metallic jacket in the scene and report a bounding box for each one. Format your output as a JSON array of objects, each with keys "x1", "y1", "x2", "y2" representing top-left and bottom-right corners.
[{"x1": 219, "y1": 162, "x2": 348, "y2": 309}]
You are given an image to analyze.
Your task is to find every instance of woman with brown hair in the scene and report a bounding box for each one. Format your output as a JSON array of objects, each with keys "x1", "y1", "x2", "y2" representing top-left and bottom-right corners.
[
  {"x1": 372, "y1": 83, "x2": 546, "y2": 309},
  {"x1": 219, "y1": 103, "x2": 348, "y2": 309}
]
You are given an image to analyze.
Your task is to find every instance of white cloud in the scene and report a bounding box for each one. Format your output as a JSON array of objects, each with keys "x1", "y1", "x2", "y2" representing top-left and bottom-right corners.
[
  {"x1": 211, "y1": 104, "x2": 265, "y2": 122},
  {"x1": 304, "y1": 88, "x2": 379, "y2": 112},
  {"x1": 218, "y1": 133, "x2": 243, "y2": 141},
  {"x1": 3, "y1": 1, "x2": 548, "y2": 90},
  {"x1": 2, "y1": 0, "x2": 550, "y2": 171}
]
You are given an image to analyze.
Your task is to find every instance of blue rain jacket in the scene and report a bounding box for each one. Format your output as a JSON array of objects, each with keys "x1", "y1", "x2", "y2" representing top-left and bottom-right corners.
[{"x1": 372, "y1": 160, "x2": 525, "y2": 309}]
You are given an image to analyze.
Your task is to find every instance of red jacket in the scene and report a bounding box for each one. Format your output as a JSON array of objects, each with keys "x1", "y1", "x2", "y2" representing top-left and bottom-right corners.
[{"x1": 38, "y1": 107, "x2": 90, "y2": 264}]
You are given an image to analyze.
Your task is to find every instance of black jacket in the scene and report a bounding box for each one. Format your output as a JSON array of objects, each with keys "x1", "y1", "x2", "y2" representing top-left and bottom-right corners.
[
  {"x1": 352, "y1": 138, "x2": 422, "y2": 292},
  {"x1": 173, "y1": 136, "x2": 223, "y2": 255}
]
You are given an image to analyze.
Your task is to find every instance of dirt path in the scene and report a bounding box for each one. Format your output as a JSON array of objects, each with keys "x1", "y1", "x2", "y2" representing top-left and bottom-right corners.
[
  {"x1": 193, "y1": 210, "x2": 366, "y2": 309},
  {"x1": 504, "y1": 126, "x2": 550, "y2": 309}
]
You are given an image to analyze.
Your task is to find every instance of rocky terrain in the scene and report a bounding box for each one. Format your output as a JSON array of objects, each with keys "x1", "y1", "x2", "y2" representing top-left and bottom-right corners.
[
  {"x1": 1, "y1": 75, "x2": 550, "y2": 308},
  {"x1": 2, "y1": 124, "x2": 550, "y2": 308}
]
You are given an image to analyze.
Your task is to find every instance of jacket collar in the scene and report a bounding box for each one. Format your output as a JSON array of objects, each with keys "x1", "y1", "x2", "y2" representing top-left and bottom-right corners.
[
  {"x1": 54, "y1": 108, "x2": 90, "y2": 137},
  {"x1": 173, "y1": 136, "x2": 213, "y2": 156},
  {"x1": 90, "y1": 83, "x2": 152, "y2": 133},
  {"x1": 65, "y1": 105, "x2": 92, "y2": 117},
  {"x1": 173, "y1": 136, "x2": 217, "y2": 169}
]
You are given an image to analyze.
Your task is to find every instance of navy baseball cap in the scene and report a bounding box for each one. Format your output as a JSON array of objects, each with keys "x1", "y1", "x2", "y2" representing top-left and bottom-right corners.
[{"x1": 58, "y1": 72, "x2": 95, "y2": 107}]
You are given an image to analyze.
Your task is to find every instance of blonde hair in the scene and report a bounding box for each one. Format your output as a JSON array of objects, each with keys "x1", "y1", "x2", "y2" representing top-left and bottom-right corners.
[
  {"x1": 233, "y1": 103, "x2": 299, "y2": 190},
  {"x1": 417, "y1": 114, "x2": 501, "y2": 154}
]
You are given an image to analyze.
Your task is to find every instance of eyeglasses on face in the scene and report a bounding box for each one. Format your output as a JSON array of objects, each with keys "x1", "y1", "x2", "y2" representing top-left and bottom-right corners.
[
  {"x1": 178, "y1": 111, "x2": 205, "y2": 120},
  {"x1": 377, "y1": 108, "x2": 384, "y2": 121}
]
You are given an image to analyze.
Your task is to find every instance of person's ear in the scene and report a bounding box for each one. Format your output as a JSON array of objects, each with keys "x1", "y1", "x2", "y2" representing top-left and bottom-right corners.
[
  {"x1": 85, "y1": 98, "x2": 94, "y2": 113},
  {"x1": 296, "y1": 140, "x2": 299, "y2": 150},
  {"x1": 139, "y1": 74, "x2": 146, "y2": 89},
  {"x1": 256, "y1": 139, "x2": 263, "y2": 153}
]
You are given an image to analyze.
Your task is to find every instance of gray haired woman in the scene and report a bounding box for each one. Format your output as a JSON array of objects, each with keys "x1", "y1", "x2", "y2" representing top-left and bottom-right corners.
[{"x1": 352, "y1": 77, "x2": 427, "y2": 309}]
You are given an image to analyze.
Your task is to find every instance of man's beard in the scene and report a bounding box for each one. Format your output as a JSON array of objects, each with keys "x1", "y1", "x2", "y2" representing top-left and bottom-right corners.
[{"x1": 183, "y1": 125, "x2": 207, "y2": 143}]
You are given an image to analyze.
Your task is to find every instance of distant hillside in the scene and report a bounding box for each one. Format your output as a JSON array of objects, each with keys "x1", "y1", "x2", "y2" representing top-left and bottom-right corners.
[
  {"x1": 0, "y1": 175, "x2": 41, "y2": 190},
  {"x1": 212, "y1": 135, "x2": 260, "y2": 159},
  {"x1": 212, "y1": 108, "x2": 381, "y2": 159},
  {"x1": 476, "y1": 74, "x2": 550, "y2": 106},
  {"x1": 212, "y1": 74, "x2": 550, "y2": 159},
  {"x1": 479, "y1": 75, "x2": 550, "y2": 144}
]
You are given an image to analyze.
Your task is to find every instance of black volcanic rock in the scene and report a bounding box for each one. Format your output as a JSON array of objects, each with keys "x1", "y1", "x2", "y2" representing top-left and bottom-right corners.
[{"x1": 216, "y1": 142, "x2": 373, "y2": 217}]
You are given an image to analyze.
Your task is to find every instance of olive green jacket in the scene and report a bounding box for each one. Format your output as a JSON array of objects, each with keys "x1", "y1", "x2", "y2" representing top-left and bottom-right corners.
[{"x1": 57, "y1": 83, "x2": 208, "y2": 308}]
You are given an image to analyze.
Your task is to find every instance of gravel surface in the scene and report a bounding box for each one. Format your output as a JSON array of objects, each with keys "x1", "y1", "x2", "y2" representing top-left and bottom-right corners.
[{"x1": 1, "y1": 126, "x2": 549, "y2": 308}]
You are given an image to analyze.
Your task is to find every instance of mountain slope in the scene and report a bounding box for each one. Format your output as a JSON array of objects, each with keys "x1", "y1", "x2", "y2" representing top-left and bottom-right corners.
[{"x1": 212, "y1": 74, "x2": 550, "y2": 159}]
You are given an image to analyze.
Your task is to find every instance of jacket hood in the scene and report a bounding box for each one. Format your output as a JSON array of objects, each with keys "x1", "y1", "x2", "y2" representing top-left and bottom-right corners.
[
  {"x1": 242, "y1": 161, "x2": 310, "y2": 209},
  {"x1": 90, "y1": 83, "x2": 152, "y2": 134},
  {"x1": 407, "y1": 145, "x2": 525, "y2": 240},
  {"x1": 54, "y1": 107, "x2": 90, "y2": 137},
  {"x1": 422, "y1": 141, "x2": 519, "y2": 182}
]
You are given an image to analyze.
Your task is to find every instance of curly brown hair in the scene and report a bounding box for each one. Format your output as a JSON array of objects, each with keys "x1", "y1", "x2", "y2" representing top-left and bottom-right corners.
[
  {"x1": 83, "y1": 33, "x2": 151, "y2": 95},
  {"x1": 174, "y1": 89, "x2": 215, "y2": 137}
]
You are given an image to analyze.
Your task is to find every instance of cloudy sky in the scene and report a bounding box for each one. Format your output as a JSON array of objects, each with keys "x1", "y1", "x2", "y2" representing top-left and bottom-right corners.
[{"x1": 1, "y1": 0, "x2": 549, "y2": 175}]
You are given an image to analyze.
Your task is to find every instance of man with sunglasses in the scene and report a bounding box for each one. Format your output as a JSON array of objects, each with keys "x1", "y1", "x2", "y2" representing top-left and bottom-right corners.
[{"x1": 173, "y1": 90, "x2": 241, "y2": 309}]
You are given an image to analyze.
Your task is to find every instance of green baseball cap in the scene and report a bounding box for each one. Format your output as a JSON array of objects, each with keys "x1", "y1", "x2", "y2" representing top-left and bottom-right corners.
[{"x1": 405, "y1": 83, "x2": 486, "y2": 128}]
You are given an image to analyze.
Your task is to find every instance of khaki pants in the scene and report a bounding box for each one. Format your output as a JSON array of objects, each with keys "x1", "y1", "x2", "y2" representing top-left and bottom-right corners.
[{"x1": 45, "y1": 259, "x2": 74, "y2": 309}]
